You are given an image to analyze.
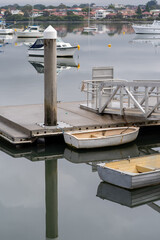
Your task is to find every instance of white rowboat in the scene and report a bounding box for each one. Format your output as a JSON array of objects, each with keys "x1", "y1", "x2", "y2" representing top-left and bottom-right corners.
[
  {"x1": 97, "y1": 154, "x2": 160, "y2": 189},
  {"x1": 63, "y1": 127, "x2": 139, "y2": 149}
]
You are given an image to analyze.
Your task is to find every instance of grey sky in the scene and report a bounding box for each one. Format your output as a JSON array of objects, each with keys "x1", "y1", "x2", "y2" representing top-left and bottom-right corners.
[{"x1": 0, "y1": 0, "x2": 151, "y2": 7}]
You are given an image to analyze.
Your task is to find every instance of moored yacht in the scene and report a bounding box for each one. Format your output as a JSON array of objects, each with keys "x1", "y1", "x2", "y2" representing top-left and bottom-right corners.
[
  {"x1": 28, "y1": 38, "x2": 80, "y2": 57},
  {"x1": 15, "y1": 25, "x2": 44, "y2": 38},
  {"x1": 132, "y1": 20, "x2": 160, "y2": 34},
  {"x1": 0, "y1": 20, "x2": 14, "y2": 35}
]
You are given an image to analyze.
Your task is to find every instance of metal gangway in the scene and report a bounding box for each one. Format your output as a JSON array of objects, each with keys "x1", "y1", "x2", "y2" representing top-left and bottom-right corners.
[{"x1": 80, "y1": 67, "x2": 160, "y2": 120}]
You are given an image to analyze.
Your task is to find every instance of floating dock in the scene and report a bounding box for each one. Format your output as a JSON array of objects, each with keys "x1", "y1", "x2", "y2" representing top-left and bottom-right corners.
[
  {"x1": 0, "y1": 102, "x2": 159, "y2": 144},
  {"x1": 1, "y1": 32, "x2": 160, "y2": 145}
]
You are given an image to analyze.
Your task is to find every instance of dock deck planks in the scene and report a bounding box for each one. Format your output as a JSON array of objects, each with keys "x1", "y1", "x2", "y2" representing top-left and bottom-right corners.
[{"x1": 0, "y1": 102, "x2": 159, "y2": 144}]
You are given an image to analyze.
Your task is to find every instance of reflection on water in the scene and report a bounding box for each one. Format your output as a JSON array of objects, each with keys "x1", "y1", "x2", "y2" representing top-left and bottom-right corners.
[
  {"x1": 64, "y1": 143, "x2": 139, "y2": 164},
  {"x1": 0, "y1": 128, "x2": 160, "y2": 238},
  {"x1": 0, "y1": 34, "x2": 13, "y2": 51},
  {"x1": 45, "y1": 160, "x2": 58, "y2": 238},
  {"x1": 97, "y1": 181, "x2": 160, "y2": 209},
  {"x1": 28, "y1": 56, "x2": 79, "y2": 75},
  {"x1": 15, "y1": 37, "x2": 38, "y2": 47},
  {"x1": 13, "y1": 22, "x2": 134, "y2": 38},
  {"x1": 130, "y1": 34, "x2": 160, "y2": 49},
  {"x1": 0, "y1": 127, "x2": 159, "y2": 163}
]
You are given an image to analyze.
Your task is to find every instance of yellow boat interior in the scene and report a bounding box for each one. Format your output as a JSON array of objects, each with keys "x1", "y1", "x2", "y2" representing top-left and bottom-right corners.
[
  {"x1": 104, "y1": 154, "x2": 160, "y2": 174},
  {"x1": 72, "y1": 127, "x2": 137, "y2": 139}
]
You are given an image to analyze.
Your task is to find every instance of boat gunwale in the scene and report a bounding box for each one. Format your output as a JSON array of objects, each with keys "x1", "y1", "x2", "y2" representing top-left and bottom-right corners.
[
  {"x1": 28, "y1": 46, "x2": 78, "y2": 50},
  {"x1": 64, "y1": 127, "x2": 139, "y2": 141},
  {"x1": 132, "y1": 20, "x2": 160, "y2": 27},
  {"x1": 133, "y1": 26, "x2": 160, "y2": 30},
  {"x1": 97, "y1": 155, "x2": 160, "y2": 177}
]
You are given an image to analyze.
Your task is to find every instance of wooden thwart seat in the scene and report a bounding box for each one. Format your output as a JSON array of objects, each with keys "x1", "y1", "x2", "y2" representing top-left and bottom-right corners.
[{"x1": 136, "y1": 165, "x2": 157, "y2": 173}]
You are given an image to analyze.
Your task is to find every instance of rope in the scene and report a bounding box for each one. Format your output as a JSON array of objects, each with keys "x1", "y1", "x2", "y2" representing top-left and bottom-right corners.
[
  {"x1": 120, "y1": 107, "x2": 130, "y2": 134},
  {"x1": 120, "y1": 126, "x2": 130, "y2": 135}
]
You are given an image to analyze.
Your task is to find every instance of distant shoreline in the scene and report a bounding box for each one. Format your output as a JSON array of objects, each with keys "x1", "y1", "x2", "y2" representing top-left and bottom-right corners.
[{"x1": 7, "y1": 19, "x2": 155, "y2": 24}]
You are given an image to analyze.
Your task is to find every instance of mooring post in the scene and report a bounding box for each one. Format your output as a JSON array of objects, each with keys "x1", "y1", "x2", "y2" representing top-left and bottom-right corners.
[{"x1": 44, "y1": 25, "x2": 57, "y2": 126}]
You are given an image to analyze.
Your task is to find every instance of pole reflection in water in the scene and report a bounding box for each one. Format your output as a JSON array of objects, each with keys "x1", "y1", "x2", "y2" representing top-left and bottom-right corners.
[{"x1": 45, "y1": 160, "x2": 58, "y2": 239}]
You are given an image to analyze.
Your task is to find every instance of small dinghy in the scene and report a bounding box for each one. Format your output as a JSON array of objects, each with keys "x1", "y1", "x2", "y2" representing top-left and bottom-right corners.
[
  {"x1": 63, "y1": 126, "x2": 139, "y2": 149},
  {"x1": 97, "y1": 154, "x2": 160, "y2": 189}
]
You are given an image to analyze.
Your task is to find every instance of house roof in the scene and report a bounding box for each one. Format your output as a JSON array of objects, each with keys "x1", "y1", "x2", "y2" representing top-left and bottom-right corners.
[{"x1": 142, "y1": 11, "x2": 151, "y2": 15}]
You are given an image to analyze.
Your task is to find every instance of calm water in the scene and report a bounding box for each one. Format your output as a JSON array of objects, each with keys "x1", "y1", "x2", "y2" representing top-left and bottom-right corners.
[{"x1": 0, "y1": 22, "x2": 160, "y2": 240}]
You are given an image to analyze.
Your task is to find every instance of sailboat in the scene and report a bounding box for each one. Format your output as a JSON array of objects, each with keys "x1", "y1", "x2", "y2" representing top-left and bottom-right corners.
[{"x1": 83, "y1": 4, "x2": 97, "y2": 33}]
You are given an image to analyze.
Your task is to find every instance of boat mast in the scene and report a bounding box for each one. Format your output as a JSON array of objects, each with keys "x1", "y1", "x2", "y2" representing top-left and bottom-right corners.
[
  {"x1": 31, "y1": 5, "x2": 34, "y2": 25},
  {"x1": 88, "y1": 3, "x2": 90, "y2": 27},
  {"x1": 29, "y1": 5, "x2": 34, "y2": 25}
]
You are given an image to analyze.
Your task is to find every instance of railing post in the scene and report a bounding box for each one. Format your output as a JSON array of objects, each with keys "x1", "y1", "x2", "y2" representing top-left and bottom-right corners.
[
  {"x1": 120, "y1": 86, "x2": 123, "y2": 115},
  {"x1": 157, "y1": 87, "x2": 160, "y2": 111},
  {"x1": 145, "y1": 86, "x2": 148, "y2": 114},
  {"x1": 44, "y1": 25, "x2": 57, "y2": 126},
  {"x1": 87, "y1": 83, "x2": 89, "y2": 107}
]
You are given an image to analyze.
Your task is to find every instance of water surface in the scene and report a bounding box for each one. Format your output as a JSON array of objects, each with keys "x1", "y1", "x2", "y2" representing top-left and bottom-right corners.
[{"x1": 0, "y1": 22, "x2": 160, "y2": 240}]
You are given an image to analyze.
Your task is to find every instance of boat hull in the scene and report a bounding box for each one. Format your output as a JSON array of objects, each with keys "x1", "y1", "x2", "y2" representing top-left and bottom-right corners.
[
  {"x1": 63, "y1": 127, "x2": 139, "y2": 149},
  {"x1": 28, "y1": 46, "x2": 78, "y2": 57},
  {"x1": 0, "y1": 29, "x2": 14, "y2": 35},
  {"x1": 97, "y1": 154, "x2": 160, "y2": 189},
  {"x1": 83, "y1": 27, "x2": 97, "y2": 32},
  {"x1": 133, "y1": 25, "x2": 160, "y2": 34},
  {"x1": 16, "y1": 31, "x2": 43, "y2": 38}
]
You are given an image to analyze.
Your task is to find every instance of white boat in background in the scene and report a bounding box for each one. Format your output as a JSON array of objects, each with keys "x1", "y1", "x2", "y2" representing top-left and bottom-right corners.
[
  {"x1": 28, "y1": 38, "x2": 80, "y2": 57},
  {"x1": 132, "y1": 20, "x2": 160, "y2": 34},
  {"x1": 15, "y1": 25, "x2": 43, "y2": 38},
  {"x1": 83, "y1": 26, "x2": 98, "y2": 33},
  {"x1": 83, "y1": 4, "x2": 97, "y2": 33},
  {"x1": 97, "y1": 154, "x2": 160, "y2": 189},
  {"x1": 63, "y1": 127, "x2": 139, "y2": 149},
  {"x1": 0, "y1": 20, "x2": 14, "y2": 35}
]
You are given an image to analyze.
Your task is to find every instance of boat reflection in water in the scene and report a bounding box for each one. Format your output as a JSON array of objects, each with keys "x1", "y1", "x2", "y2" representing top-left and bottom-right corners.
[
  {"x1": 64, "y1": 143, "x2": 139, "y2": 165},
  {"x1": 28, "y1": 56, "x2": 80, "y2": 75},
  {"x1": 0, "y1": 34, "x2": 13, "y2": 51},
  {"x1": 97, "y1": 181, "x2": 160, "y2": 213},
  {"x1": 15, "y1": 37, "x2": 38, "y2": 47},
  {"x1": 130, "y1": 34, "x2": 160, "y2": 48}
]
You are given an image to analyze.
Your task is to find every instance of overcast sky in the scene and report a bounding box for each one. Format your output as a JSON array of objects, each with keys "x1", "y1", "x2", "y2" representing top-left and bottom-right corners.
[{"x1": 0, "y1": 0, "x2": 153, "y2": 7}]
